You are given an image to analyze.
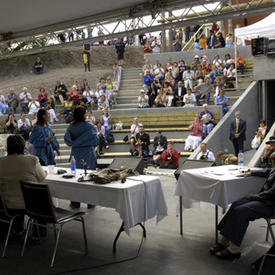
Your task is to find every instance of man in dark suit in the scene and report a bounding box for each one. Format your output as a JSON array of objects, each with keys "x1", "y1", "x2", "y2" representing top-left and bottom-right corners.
[
  {"x1": 207, "y1": 30, "x2": 217, "y2": 49},
  {"x1": 173, "y1": 81, "x2": 186, "y2": 106},
  {"x1": 210, "y1": 137, "x2": 275, "y2": 260},
  {"x1": 229, "y1": 111, "x2": 246, "y2": 156}
]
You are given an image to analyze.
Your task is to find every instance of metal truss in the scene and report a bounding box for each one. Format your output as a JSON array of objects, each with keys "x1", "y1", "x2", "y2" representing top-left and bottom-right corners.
[{"x1": 0, "y1": 0, "x2": 275, "y2": 58}]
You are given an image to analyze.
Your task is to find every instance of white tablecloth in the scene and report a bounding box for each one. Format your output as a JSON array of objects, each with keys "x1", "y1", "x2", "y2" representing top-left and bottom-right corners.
[
  {"x1": 175, "y1": 165, "x2": 265, "y2": 210},
  {"x1": 45, "y1": 168, "x2": 168, "y2": 234}
]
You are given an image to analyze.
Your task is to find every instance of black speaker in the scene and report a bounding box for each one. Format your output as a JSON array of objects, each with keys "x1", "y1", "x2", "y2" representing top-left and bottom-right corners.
[
  {"x1": 109, "y1": 157, "x2": 145, "y2": 175},
  {"x1": 174, "y1": 159, "x2": 215, "y2": 180},
  {"x1": 251, "y1": 37, "x2": 269, "y2": 56}
]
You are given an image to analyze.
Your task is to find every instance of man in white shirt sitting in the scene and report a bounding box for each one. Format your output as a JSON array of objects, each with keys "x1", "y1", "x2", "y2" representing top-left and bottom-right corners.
[
  {"x1": 28, "y1": 98, "x2": 40, "y2": 114},
  {"x1": 183, "y1": 88, "x2": 196, "y2": 107},
  {"x1": 17, "y1": 113, "x2": 31, "y2": 140},
  {"x1": 182, "y1": 66, "x2": 194, "y2": 89},
  {"x1": 196, "y1": 143, "x2": 216, "y2": 161},
  {"x1": 19, "y1": 87, "x2": 32, "y2": 114}
]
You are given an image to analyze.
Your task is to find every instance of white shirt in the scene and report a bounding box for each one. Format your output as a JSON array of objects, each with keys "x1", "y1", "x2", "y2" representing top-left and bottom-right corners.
[
  {"x1": 83, "y1": 90, "x2": 95, "y2": 103},
  {"x1": 154, "y1": 67, "x2": 164, "y2": 78},
  {"x1": 19, "y1": 92, "x2": 32, "y2": 104},
  {"x1": 196, "y1": 150, "x2": 216, "y2": 161},
  {"x1": 183, "y1": 93, "x2": 196, "y2": 105},
  {"x1": 28, "y1": 101, "x2": 40, "y2": 114},
  {"x1": 182, "y1": 70, "x2": 194, "y2": 80},
  {"x1": 138, "y1": 95, "x2": 149, "y2": 107},
  {"x1": 18, "y1": 118, "x2": 31, "y2": 129},
  {"x1": 0, "y1": 95, "x2": 6, "y2": 104},
  {"x1": 151, "y1": 40, "x2": 161, "y2": 53},
  {"x1": 130, "y1": 123, "x2": 140, "y2": 135}
]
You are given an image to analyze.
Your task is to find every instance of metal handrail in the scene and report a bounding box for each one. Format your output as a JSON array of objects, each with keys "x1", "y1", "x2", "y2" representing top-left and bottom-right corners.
[{"x1": 181, "y1": 23, "x2": 212, "y2": 51}]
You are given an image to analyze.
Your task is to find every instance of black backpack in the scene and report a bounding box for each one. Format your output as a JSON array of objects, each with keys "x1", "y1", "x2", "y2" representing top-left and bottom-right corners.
[{"x1": 106, "y1": 133, "x2": 115, "y2": 143}]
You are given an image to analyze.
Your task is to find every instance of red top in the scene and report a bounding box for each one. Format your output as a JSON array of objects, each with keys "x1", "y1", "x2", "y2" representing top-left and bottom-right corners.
[
  {"x1": 189, "y1": 122, "x2": 203, "y2": 137},
  {"x1": 161, "y1": 149, "x2": 180, "y2": 167},
  {"x1": 143, "y1": 45, "x2": 152, "y2": 53},
  {"x1": 69, "y1": 90, "x2": 79, "y2": 102},
  {"x1": 38, "y1": 92, "x2": 48, "y2": 103}
]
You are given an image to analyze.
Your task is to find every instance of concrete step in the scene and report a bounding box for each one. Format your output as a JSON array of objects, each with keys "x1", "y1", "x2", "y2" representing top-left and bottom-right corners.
[{"x1": 111, "y1": 103, "x2": 138, "y2": 109}]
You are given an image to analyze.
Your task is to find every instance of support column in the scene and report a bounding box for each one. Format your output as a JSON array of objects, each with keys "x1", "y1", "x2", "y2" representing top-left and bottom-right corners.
[
  {"x1": 168, "y1": 11, "x2": 174, "y2": 52},
  {"x1": 262, "y1": 80, "x2": 267, "y2": 121},
  {"x1": 161, "y1": 12, "x2": 167, "y2": 52}
]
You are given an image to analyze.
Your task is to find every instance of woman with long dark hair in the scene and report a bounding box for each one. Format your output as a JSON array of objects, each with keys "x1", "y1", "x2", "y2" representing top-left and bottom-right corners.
[
  {"x1": 64, "y1": 106, "x2": 98, "y2": 170},
  {"x1": 29, "y1": 109, "x2": 60, "y2": 166}
]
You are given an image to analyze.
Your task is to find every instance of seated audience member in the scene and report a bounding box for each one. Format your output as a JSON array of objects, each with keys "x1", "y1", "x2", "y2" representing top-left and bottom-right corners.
[
  {"x1": 7, "y1": 89, "x2": 18, "y2": 113},
  {"x1": 164, "y1": 58, "x2": 174, "y2": 71},
  {"x1": 100, "y1": 108, "x2": 112, "y2": 138},
  {"x1": 54, "y1": 81, "x2": 68, "y2": 100},
  {"x1": 28, "y1": 98, "x2": 40, "y2": 114},
  {"x1": 178, "y1": 59, "x2": 187, "y2": 78},
  {"x1": 232, "y1": 51, "x2": 245, "y2": 74},
  {"x1": 149, "y1": 88, "x2": 157, "y2": 108},
  {"x1": 212, "y1": 55, "x2": 223, "y2": 71},
  {"x1": 223, "y1": 63, "x2": 236, "y2": 88},
  {"x1": 154, "y1": 63, "x2": 165, "y2": 82},
  {"x1": 214, "y1": 33, "x2": 225, "y2": 48},
  {"x1": 96, "y1": 77, "x2": 106, "y2": 93},
  {"x1": 184, "y1": 114, "x2": 203, "y2": 151},
  {"x1": 191, "y1": 56, "x2": 200, "y2": 71},
  {"x1": 165, "y1": 68, "x2": 175, "y2": 88},
  {"x1": 98, "y1": 95, "x2": 109, "y2": 110},
  {"x1": 196, "y1": 143, "x2": 216, "y2": 161},
  {"x1": 194, "y1": 39, "x2": 200, "y2": 51},
  {"x1": 223, "y1": 54, "x2": 232, "y2": 69},
  {"x1": 46, "y1": 103, "x2": 58, "y2": 124},
  {"x1": 155, "y1": 88, "x2": 167, "y2": 107},
  {"x1": 215, "y1": 88, "x2": 229, "y2": 115},
  {"x1": 6, "y1": 113, "x2": 17, "y2": 134},
  {"x1": 86, "y1": 110, "x2": 96, "y2": 125},
  {"x1": 199, "y1": 34, "x2": 207, "y2": 50},
  {"x1": 95, "y1": 120, "x2": 108, "y2": 155},
  {"x1": 251, "y1": 130, "x2": 263, "y2": 150},
  {"x1": 225, "y1": 33, "x2": 233, "y2": 48},
  {"x1": 0, "y1": 93, "x2": 8, "y2": 114},
  {"x1": 217, "y1": 150, "x2": 238, "y2": 165},
  {"x1": 194, "y1": 65, "x2": 205, "y2": 81},
  {"x1": 213, "y1": 77, "x2": 224, "y2": 102},
  {"x1": 258, "y1": 120, "x2": 267, "y2": 139},
  {"x1": 48, "y1": 97, "x2": 55, "y2": 110},
  {"x1": 163, "y1": 82, "x2": 174, "y2": 107},
  {"x1": 63, "y1": 96, "x2": 74, "y2": 116},
  {"x1": 33, "y1": 57, "x2": 44, "y2": 74},
  {"x1": 174, "y1": 81, "x2": 186, "y2": 106},
  {"x1": 144, "y1": 70, "x2": 155, "y2": 88},
  {"x1": 69, "y1": 85, "x2": 79, "y2": 104},
  {"x1": 0, "y1": 135, "x2": 46, "y2": 236},
  {"x1": 200, "y1": 104, "x2": 215, "y2": 137},
  {"x1": 138, "y1": 89, "x2": 149, "y2": 108},
  {"x1": 135, "y1": 125, "x2": 150, "y2": 158},
  {"x1": 143, "y1": 41, "x2": 152, "y2": 53},
  {"x1": 152, "y1": 130, "x2": 168, "y2": 167},
  {"x1": 182, "y1": 66, "x2": 194, "y2": 89},
  {"x1": 194, "y1": 78, "x2": 211, "y2": 106},
  {"x1": 19, "y1": 87, "x2": 32, "y2": 114},
  {"x1": 38, "y1": 87, "x2": 48, "y2": 107},
  {"x1": 261, "y1": 136, "x2": 275, "y2": 168},
  {"x1": 106, "y1": 76, "x2": 118, "y2": 105},
  {"x1": 160, "y1": 142, "x2": 180, "y2": 169},
  {"x1": 75, "y1": 93, "x2": 88, "y2": 108},
  {"x1": 83, "y1": 85, "x2": 96, "y2": 109},
  {"x1": 173, "y1": 37, "x2": 182, "y2": 52},
  {"x1": 183, "y1": 88, "x2": 196, "y2": 107},
  {"x1": 142, "y1": 59, "x2": 153, "y2": 73},
  {"x1": 209, "y1": 164, "x2": 275, "y2": 260},
  {"x1": 209, "y1": 65, "x2": 221, "y2": 85},
  {"x1": 72, "y1": 80, "x2": 81, "y2": 92},
  {"x1": 130, "y1": 118, "x2": 141, "y2": 150},
  {"x1": 17, "y1": 113, "x2": 31, "y2": 140},
  {"x1": 81, "y1": 79, "x2": 89, "y2": 92}
]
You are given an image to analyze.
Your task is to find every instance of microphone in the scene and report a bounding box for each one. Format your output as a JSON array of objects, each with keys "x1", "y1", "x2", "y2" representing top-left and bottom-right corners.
[{"x1": 80, "y1": 159, "x2": 90, "y2": 176}]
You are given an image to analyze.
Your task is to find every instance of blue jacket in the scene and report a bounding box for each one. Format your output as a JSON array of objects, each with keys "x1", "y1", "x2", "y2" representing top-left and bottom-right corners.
[
  {"x1": 29, "y1": 124, "x2": 60, "y2": 166},
  {"x1": 64, "y1": 122, "x2": 98, "y2": 170},
  {"x1": 144, "y1": 74, "x2": 154, "y2": 87}
]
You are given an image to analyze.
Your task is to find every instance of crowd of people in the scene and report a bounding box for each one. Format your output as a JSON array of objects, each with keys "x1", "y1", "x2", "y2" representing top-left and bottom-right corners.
[{"x1": 140, "y1": 52, "x2": 245, "y2": 112}]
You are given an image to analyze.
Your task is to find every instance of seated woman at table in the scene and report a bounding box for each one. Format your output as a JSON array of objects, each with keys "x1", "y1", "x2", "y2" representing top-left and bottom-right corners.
[
  {"x1": 184, "y1": 114, "x2": 203, "y2": 152},
  {"x1": 210, "y1": 148, "x2": 275, "y2": 259},
  {"x1": 64, "y1": 107, "x2": 98, "y2": 208},
  {"x1": 29, "y1": 109, "x2": 60, "y2": 166},
  {"x1": 0, "y1": 135, "x2": 46, "y2": 238}
]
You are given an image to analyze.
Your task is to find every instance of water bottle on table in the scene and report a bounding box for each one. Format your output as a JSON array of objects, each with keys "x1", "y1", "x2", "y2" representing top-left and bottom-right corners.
[
  {"x1": 71, "y1": 156, "x2": 76, "y2": 175},
  {"x1": 238, "y1": 150, "x2": 244, "y2": 166}
]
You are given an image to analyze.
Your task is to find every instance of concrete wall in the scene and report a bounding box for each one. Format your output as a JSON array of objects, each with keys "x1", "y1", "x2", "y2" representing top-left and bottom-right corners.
[
  {"x1": 254, "y1": 56, "x2": 275, "y2": 81},
  {"x1": 145, "y1": 46, "x2": 252, "y2": 65},
  {"x1": 189, "y1": 81, "x2": 260, "y2": 160}
]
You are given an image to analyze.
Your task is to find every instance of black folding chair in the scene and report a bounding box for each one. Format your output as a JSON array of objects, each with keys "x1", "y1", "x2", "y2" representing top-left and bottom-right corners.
[
  {"x1": 0, "y1": 187, "x2": 24, "y2": 258},
  {"x1": 20, "y1": 181, "x2": 88, "y2": 268},
  {"x1": 265, "y1": 216, "x2": 275, "y2": 243}
]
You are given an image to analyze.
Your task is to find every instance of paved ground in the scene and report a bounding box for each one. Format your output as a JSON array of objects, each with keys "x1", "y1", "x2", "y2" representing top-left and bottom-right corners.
[{"x1": 0, "y1": 175, "x2": 272, "y2": 275}]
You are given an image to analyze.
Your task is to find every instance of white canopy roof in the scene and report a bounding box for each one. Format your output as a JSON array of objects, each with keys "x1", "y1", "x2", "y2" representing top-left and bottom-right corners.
[{"x1": 234, "y1": 13, "x2": 275, "y2": 40}]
